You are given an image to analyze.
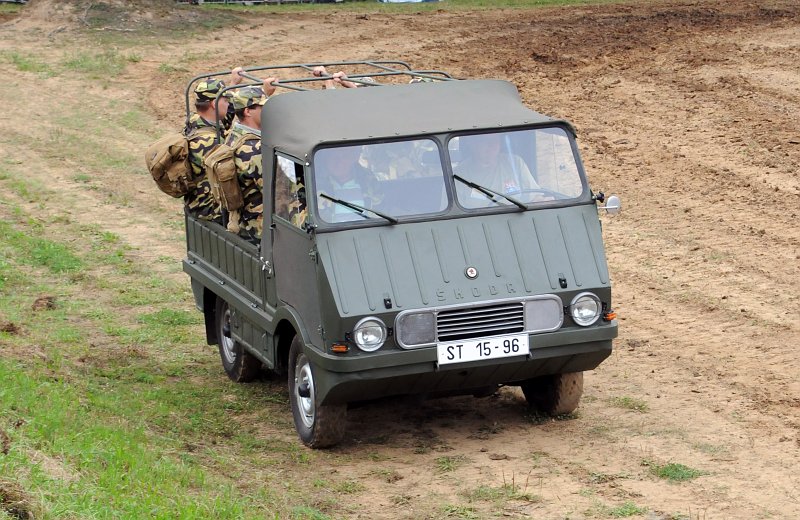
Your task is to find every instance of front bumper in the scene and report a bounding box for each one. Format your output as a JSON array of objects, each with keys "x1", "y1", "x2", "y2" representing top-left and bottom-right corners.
[{"x1": 307, "y1": 322, "x2": 617, "y2": 405}]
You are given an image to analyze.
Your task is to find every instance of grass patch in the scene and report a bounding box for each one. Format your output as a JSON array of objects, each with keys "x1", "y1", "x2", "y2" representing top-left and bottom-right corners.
[
  {"x1": 0, "y1": 220, "x2": 83, "y2": 274},
  {"x1": 589, "y1": 501, "x2": 647, "y2": 518},
  {"x1": 609, "y1": 501, "x2": 647, "y2": 517},
  {"x1": 643, "y1": 460, "x2": 707, "y2": 482},
  {"x1": 334, "y1": 480, "x2": 365, "y2": 494},
  {"x1": 2, "y1": 51, "x2": 54, "y2": 77},
  {"x1": 435, "y1": 454, "x2": 469, "y2": 473},
  {"x1": 62, "y1": 50, "x2": 127, "y2": 78},
  {"x1": 290, "y1": 506, "x2": 330, "y2": 520},
  {"x1": 0, "y1": 206, "x2": 299, "y2": 517},
  {"x1": 0, "y1": 4, "x2": 22, "y2": 14},
  {"x1": 137, "y1": 308, "x2": 197, "y2": 327},
  {"x1": 441, "y1": 504, "x2": 479, "y2": 519},
  {"x1": 609, "y1": 396, "x2": 649, "y2": 412},
  {"x1": 466, "y1": 483, "x2": 540, "y2": 503},
  {"x1": 158, "y1": 62, "x2": 188, "y2": 74}
]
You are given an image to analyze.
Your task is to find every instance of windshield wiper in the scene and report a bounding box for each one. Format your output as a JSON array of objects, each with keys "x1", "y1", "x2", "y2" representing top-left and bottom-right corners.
[
  {"x1": 453, "y1": 174, "x2": 526, "y2": 210},
  {"x1": 318, "y1": 193, "x2": 398, "y2": 224}
]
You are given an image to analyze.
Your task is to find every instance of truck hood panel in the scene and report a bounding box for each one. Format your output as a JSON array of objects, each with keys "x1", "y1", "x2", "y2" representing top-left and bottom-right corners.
[{"x1": 316, "y1": 206, "x2": 610, "y2": 316}]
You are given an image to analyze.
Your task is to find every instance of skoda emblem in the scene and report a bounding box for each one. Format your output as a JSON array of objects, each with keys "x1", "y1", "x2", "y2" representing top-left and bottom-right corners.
[{"x1": 465, "y1": 267, "x2": 478, "y2": 279}]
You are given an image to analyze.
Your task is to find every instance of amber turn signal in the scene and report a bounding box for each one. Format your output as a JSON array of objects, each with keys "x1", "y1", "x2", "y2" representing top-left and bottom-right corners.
[
  {"x1": 603, "y1": 311, "x2": 617, "y2": 321},
  {"x1": 331, "y1": 343, "x2": 350, "y2": 354}
]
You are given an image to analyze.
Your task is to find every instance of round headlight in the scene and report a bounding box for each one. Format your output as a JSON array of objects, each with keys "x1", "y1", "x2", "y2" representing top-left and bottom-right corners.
[
  {"x1": 570, "y1": 293, "x2": 602, "y2": 327},
  {"x1": 353, "y1": 317, "x2": 387, "y2": 352}
]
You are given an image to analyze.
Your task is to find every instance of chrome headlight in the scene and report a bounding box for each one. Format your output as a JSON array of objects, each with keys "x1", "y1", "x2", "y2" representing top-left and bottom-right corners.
[
  {"x1": 570, "y1": 292, "x2": 602, "y2": 327},
  {"x1": 395, "y1": 311, "x2": 435, "y2": 348},
  {"x1": 353, "y1": 317, "x2": 387, "y2": 352}
]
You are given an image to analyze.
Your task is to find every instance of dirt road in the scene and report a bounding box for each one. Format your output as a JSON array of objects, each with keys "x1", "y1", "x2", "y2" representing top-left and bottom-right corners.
[{"x1": 2, "y1": 0, "x2": 799, "y2": 518}]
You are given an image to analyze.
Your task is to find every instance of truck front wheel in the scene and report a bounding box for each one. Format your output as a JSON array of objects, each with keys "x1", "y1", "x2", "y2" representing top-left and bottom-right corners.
[
  {"x1": 288, "y1": 336, "x2": 346, "y2": 448},
  {"x1": 215, "y1": 298, "x2": 260, "y2": 382},
  {"x1": 521, "y1": 371, "x2": 584, "y2": 416}
]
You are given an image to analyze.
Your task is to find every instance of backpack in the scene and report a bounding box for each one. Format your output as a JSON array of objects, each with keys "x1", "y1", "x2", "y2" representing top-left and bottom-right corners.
[
  {"x1": 203, "y1": 131, "x2": 260, "y2": 234},
  {"x1": 145, "y1": 126, "x2": 216, "y2": 198}
]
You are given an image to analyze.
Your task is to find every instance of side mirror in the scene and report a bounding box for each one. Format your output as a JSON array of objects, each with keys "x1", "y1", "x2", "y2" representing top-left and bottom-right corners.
[{"x1": 601, "y1": 194, "x2": 621, "y2": 215}]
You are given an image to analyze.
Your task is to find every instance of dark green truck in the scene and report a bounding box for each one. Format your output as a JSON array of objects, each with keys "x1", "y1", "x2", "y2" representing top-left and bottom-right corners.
[{"x1": 183, "y1": 62, "x2": 619, "y2": 448}]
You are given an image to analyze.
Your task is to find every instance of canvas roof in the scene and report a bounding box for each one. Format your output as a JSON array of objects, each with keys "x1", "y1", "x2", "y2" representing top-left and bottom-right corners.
[{"x1": 261, "y1": 79, "x2": 570, "y2": 159}]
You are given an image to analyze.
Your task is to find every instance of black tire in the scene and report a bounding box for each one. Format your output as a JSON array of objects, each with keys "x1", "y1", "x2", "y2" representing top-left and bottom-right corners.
[
  {"x1": 521, "y1": 372, "x2": 584, "y2": 416},
  {"x1": 288, "y1": 335, "x2": 347, "y2": 448},
  {"x1": 215, "y1": 298, "x2": 260, "y2": 383}
]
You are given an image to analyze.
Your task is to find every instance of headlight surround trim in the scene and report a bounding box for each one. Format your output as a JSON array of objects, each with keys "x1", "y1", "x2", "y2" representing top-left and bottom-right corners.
[
  {"x1": 569, "y1": 292, "x2": 602, "y2": 327},
  {"x1": 352, "y1": 316, "x2": 387, "y2": 352}
]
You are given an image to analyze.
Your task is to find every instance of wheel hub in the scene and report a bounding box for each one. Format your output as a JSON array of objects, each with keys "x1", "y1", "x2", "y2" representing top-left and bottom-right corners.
[
  {"x1": 220, "y1": 307, "x2": 237, "y2": 365},
  {"x1": 295, "y1": 355, "x2": 315, "y2": 429}
]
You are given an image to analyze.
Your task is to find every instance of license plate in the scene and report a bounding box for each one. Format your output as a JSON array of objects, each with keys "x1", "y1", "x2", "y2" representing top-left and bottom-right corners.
[{"x1": 437, "y1": 333, "x2": 529, "y2": 366}]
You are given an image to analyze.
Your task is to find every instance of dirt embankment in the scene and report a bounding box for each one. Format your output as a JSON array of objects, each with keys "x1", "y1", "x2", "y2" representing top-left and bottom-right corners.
[{"x1": 1, "y1": 0, "x2": 799, "y2": 518}]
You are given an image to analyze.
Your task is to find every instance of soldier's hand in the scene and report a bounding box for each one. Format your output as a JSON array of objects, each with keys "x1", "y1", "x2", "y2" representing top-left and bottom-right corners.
[
  {"x1": 263, "y1": 77, "x2": 279, "y2": 97},
  {"x1": 312, "y1": 66, "x2": 328, "y2": 77},
  {"x1": 333, "y1": 71, "x2": 358, "y2": 89},
  {"x1": 229, "y1": 66, "x2": 244, "y2": 86}
]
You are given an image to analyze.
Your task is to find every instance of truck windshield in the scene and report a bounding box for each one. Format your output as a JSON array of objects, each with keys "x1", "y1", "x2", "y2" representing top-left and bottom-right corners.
[
  {"x1": 448, "y1": 127, "x2": 584, "y2": 209},
  {"x1": 313, "y1": 139, "x2": 447, "y2": 224}
]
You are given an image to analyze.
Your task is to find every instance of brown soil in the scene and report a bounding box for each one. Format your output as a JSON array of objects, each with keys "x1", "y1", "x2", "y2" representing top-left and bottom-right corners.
[{"x1": 1, "y1": 0, "x2": 799, "y2": 518}]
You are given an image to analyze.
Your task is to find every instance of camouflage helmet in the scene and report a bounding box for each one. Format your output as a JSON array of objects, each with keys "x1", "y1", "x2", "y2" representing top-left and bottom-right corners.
[
  {"x1": 194, "y1": 78, "x2": 231, "y2": 102},
  {"x1": 231, "y1": 86, "x2": 268, "y2": 110}
]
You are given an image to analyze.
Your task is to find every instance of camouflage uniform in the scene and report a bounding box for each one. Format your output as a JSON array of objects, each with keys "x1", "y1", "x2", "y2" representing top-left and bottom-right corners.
[
  {"x1": 228, "y1": 87, "x2": 268, "y2": 244},
  {"x1": 183, "y1": 79, "x2": 233, "y2": 224},
  {"x1": 275, "y1": 157, "x2": 307, "y2": 228}
]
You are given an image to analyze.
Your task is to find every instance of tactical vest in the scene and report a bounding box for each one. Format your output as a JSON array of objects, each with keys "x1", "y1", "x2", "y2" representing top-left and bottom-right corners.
[{"x1": 203, "y1": 131, "x2": 260, "y2": 234}]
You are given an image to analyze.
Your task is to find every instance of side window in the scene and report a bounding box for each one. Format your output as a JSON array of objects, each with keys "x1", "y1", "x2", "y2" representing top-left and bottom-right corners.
[{"x1": 274, "y1": 155, "x2": 307, "y2": 229}]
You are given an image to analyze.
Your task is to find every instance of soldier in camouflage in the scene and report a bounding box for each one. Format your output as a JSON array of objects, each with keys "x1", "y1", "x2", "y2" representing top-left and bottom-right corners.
[
  {"x1": 184, "y1": 69, "x2": 244, "y2": 223},
  {"x1": 227, "y1": 79, "x2": 277, "y2": 244}
]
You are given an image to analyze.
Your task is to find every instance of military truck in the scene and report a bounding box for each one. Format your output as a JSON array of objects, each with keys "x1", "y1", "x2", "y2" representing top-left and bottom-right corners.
[{"x1": 182, "y1": 61, "x2": 620, "y2": 448}]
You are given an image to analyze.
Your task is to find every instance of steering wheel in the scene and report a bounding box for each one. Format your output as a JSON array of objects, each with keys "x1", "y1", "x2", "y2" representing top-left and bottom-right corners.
[{"x1": 516, "y1": 188, "x2": 569, "y2": 200}]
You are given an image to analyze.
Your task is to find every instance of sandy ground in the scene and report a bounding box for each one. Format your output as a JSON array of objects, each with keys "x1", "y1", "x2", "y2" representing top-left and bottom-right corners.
[{"x1": 1, "y1": 0, "x2": 799, "y2": 518}]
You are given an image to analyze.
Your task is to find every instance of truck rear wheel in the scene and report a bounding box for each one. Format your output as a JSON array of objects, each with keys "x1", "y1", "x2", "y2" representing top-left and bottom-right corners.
[
  {"x1": 288, "y1": 336, "x2": 346, "y2": 448},
  {"x1": 215, "y1": 298, "x2": 260, "y2": 382},
  {"x1": 521, "y1": 371, "x2": 584, "y2": 416}
]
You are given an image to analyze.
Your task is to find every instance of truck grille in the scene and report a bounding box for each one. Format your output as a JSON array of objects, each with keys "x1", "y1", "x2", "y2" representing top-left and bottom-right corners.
[{"x1": 437, "y1": 301, "x2": 525, "y2": 341}]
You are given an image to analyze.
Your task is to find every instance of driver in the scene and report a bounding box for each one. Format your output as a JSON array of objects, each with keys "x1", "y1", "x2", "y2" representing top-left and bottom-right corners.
[{"x1": 454, "y1": 133, "x2": 540, "y2": 206}]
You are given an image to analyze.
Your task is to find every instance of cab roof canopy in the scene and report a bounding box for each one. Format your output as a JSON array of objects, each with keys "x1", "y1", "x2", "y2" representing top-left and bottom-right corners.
[{"x1": 263, "y1": 79, "x2": 563, "y2": 159}]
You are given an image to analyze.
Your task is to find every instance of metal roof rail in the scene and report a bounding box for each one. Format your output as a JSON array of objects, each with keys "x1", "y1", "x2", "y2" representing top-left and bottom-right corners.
[{"x1": 184, "y1": 60, "x2": 456, "y2": 133}]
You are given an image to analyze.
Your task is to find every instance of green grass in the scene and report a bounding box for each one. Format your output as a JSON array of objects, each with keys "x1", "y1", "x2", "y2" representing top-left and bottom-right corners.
[
  {"x1": 0, "y1": 204, "x2": 329, "y2": 519},
  {"x1": 609, "y1": 396, "x2": 649, "y2": 412},
  {"x1": 1, "y1": 51, "x2": 54, "y2": 76},
  {"x1": 609, "y1": 502, "x2": 647, "y2": 517},
  {"x1": 441, "y1": 504, "x2": 479, "y2": 519},
  {"x1": 435, "y1": 454, "x2": 469, "y2": 473},
  {"x1": 290, "y1": 507, "x2": 331, "y2": 520},
  {"x1": 642, "y1": 460, "x2": 707, "y2": 482},
  {"x1": 0, "y1": 220, "x2": 83, "y2": 274},
  {"x1": 466, "y1": 484, "x2": 540, "y2": 503},
  {"x1": 0, "y1": 4, "x2": 22, "y2": 13},
  {"x1": 62, "y1": 50, "x2": 128, "y2": 78},
  {"x1": 158, "y1": 62, "x2": 188, "y2": 74}
]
